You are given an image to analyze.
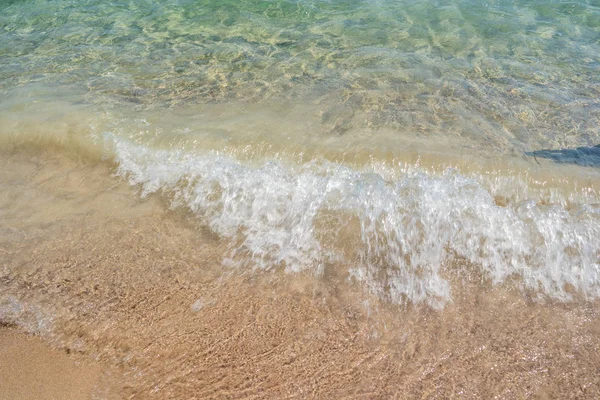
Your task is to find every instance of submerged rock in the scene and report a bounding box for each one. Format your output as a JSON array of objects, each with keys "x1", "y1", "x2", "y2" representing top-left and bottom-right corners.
[{"x1": 527, "y1": 145, "x2": 600, "y2": 167}]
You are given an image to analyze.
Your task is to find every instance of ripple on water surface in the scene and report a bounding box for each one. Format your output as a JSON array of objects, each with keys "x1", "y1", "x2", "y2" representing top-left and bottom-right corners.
[
  {"x1": 0, "y1": 0, "x2": 599, "y2": 153},
  {"x1": 0, "y1": 0, "x2": 599, "y2": 308}
]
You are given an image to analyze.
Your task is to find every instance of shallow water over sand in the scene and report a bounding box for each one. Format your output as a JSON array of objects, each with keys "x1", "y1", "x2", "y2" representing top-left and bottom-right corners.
[
  {"x1": 2, "y1": 0, "x2": 600, "y2": 153},
  {"x1": 1, "y1": 0, "x2": 600, "y2": 397},
  {"x1": 1, "y1": 149, "x2": 599, "y2": 399}
]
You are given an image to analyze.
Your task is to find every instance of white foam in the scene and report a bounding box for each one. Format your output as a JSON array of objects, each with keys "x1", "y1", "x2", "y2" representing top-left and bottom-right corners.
[
  {"x1": 0, "y1": 296, "x2": 54, "y2": 336},
  {"x1": 109, "y1": 135, "x2": 600, "y2": 308}
]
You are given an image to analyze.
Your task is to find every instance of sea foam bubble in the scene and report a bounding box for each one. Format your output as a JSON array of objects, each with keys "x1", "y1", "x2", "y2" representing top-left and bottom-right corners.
[{"x1": 109, "y1": 135, "x2": 600, "y2": 308}]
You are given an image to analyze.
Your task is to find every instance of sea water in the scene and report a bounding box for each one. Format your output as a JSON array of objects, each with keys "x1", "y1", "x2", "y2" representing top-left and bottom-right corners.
[
  {"x1": 2, "y1": 0, "x2": 600, "y2": 397},
  {"x1": 1, "y1": 0, "x2": 599, "y2": 307}
]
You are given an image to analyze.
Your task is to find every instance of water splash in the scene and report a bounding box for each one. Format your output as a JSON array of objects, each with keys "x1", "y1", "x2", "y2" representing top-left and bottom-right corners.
[{"x1": 110, "y1": 135, "x2": 600, "y2": 308}]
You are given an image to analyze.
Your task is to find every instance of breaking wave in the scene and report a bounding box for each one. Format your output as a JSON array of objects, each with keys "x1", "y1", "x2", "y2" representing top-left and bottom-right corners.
[{"x1": 109, "y1": 135, "x2": 600, "y2": 308}]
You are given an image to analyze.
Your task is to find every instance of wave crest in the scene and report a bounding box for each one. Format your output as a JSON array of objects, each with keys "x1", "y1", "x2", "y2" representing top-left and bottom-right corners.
[{"x1": 110, "y1": 135, "x2": 600, "y2": 308}]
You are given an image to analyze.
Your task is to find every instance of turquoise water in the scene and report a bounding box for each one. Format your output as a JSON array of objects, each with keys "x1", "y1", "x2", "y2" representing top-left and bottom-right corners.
[
  {"x1": 1, "y1": 0, "x2": 599, "y2": 151},
  {"x1": 1, "y1": 0, "x2": 600, "y2": 306}
]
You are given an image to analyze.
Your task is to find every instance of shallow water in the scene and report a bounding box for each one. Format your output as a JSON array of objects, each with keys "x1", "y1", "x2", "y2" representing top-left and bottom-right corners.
[
  {"x1": 2, "y1": 0, "x2": 599, "y2": 152},
  {"x1": 1, "y1": 150, "x2": 599, "y2": 398},
  {"x1": 1, "y1": 0, "x2": 600, "y2": 397}
]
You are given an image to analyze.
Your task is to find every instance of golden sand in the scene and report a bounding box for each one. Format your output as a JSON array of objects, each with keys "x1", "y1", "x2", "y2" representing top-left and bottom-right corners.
[
  {"x1": 0, "y1": 327, "x2": 120, "y2": 400},
  {"x1": 1, "y1": 149, "x2": 599, "y2": 399}
]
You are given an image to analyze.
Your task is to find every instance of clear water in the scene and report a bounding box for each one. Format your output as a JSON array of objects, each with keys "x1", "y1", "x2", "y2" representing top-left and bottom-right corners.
[
  {"x1": 1, "y1": 0, "x2": 600, "y2": 306},
  {"x1": 2, "y1": 0, "x2": 599, "y2": 151}
]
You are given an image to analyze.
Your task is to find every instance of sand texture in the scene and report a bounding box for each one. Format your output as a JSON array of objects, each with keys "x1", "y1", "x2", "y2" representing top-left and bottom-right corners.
[
  {"x1": 0, "y1": 327, "x2": 121, "y2": 400},
  {"x1": 1, "y1": 150, "x2": 599, "y2": 399}
]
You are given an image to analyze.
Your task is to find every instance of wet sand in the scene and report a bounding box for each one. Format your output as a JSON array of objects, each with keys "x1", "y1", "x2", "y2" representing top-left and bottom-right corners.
[
  {"x1": 0, "y1": 327, "x2": 119, "y2": 400},
  {"x1": 1, "y1": 148, "x2": 600, "y2": 399}
]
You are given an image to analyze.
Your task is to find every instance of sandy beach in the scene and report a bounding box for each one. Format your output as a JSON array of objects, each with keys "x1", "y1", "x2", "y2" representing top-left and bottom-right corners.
[
  {"x1": 0, "y1": 327, "x2": 120, "y2": 400},
  {"x1": 1, "y1": 2, "x2": 600, "y2": 396},
  {"x1": 0, "y1": 148, "x2": 598, "y2": 399}
]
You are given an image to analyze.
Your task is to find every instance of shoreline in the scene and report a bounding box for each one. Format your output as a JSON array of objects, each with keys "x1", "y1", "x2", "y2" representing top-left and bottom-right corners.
[
  {"x1": 1, "y1": 0, "x2": 600, "y2": 397},
  {"x1": 1, "y1": 148, "x2": 599, "y2": 398},
  {"x1": 0, "y1": 326, "x2": 120, "y2": 400}
]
